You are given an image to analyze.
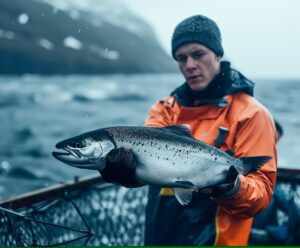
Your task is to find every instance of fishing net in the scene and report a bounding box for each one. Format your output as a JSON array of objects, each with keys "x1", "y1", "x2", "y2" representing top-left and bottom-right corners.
[
  {"x1": 250, "y1": 180, "x2": 300, "y2": 245},
  {"x1": 0, "y1": 183, "x2": 148, "y2": 246},
  {"x1": 0, "y1": 172, "x2": 299, "y2": 246}
]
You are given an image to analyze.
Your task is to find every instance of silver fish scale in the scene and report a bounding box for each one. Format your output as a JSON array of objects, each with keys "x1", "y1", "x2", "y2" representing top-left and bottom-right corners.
[{"x1": 106, "y1": 126, "x2": 239, "y2": 188}]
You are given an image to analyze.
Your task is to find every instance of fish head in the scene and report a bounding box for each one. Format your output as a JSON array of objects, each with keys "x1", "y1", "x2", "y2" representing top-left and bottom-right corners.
[{"x1": 52, "y1": 129, "x2": 115, "y2": 170}]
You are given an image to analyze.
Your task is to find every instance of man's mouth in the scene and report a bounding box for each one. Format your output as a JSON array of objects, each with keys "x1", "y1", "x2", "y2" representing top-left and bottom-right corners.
[{"x1": 187, "y1": 75, "x2": 201, "y2": 81}]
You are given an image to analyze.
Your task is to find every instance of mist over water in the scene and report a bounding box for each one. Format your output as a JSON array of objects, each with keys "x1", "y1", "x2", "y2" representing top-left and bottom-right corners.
[{"x1": 0, "y1": 74, "x2": 299, "y2": 200}]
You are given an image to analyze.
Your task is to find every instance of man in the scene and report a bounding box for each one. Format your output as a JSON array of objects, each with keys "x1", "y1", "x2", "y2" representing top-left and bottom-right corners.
[{"x1": 101, "y1": 15, "x2": 277, "y2": 245}]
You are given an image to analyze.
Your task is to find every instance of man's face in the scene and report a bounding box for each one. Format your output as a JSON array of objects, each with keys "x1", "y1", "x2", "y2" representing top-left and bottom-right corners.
[{"x1": 175, "y1": 43, "x2": 222, "y2": 92}]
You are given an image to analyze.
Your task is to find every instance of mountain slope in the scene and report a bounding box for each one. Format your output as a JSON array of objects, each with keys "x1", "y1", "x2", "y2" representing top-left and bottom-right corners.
[{"x1": 0, "y1": 0, "x2": 176, "y2": 74}]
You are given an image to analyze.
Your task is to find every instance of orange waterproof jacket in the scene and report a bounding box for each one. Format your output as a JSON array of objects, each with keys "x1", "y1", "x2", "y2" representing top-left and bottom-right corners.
[{"x1": 144, "y1": 92, "x2": 277, "y2": 246}]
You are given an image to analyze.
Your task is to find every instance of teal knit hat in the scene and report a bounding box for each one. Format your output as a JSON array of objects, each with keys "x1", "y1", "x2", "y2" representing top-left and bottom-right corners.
[{"x1": 171, "y1": 15, "x2": 224, "y2": 58}]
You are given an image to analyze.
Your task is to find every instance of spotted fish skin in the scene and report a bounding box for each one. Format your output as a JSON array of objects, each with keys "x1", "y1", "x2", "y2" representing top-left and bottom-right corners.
[{"x1": 53, "y1": 125, "x2": 272, "y2": 205}]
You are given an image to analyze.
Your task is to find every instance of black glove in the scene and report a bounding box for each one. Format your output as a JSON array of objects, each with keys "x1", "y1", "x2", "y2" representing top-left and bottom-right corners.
[
  {"x1": 99, "y1": 147, "x2": 142, "y2": 188},
  {"x1": 201, "y1": 165, "x2": 240, "y2": 198}
]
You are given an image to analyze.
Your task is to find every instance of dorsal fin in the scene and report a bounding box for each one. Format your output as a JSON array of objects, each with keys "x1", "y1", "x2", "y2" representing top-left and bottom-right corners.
[{"x1": 162, "y1": 124, "x2": 194, "y2": 138}]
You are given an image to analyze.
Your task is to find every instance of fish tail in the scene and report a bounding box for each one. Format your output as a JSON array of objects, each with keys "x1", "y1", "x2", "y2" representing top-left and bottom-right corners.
[{"x1": 237, "y1": 156, "x2": 272, "y2": 175}]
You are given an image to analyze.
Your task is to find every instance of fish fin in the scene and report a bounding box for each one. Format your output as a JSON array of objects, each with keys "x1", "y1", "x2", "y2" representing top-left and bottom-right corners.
[
  {"x1": 162, "y1": 124, "x2": 195, "y2": 139},
  {"x1": 175, "y1": 180, "x2": 198, "y2": 190},
  {"x1": 173, "y1": 188, "x2": 193, "y2": 206},
  {"x1": 227, "y1": 165, "x2": 239, "y2": 181},
  {"x1": 238, "y1": 156, "x2": 272, "y2": 175}
]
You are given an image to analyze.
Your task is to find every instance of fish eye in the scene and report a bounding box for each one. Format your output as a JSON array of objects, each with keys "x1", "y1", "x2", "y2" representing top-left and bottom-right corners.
[{"x1": 72, "y1": 141, "x2": 83, "y2": 149}]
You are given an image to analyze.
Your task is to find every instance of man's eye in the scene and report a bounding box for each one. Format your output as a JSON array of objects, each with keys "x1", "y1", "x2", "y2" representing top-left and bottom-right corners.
[
  {"x1": 176, "y1": 56, "x2": 187, "y2": 63},
  {"x1": 192, "y1": 53, "x2": 203, "y2": 60}
]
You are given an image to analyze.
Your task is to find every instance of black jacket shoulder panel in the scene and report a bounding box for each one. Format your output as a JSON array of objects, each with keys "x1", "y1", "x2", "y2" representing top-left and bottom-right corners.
[{"x1": 227, "y1": 68, "x2": 254, "y2": 96}]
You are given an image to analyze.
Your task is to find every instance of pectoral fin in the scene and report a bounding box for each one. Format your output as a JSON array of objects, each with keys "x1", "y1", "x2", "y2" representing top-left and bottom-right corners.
[
  {"x1": 173, "y1": 188, "x2": 193, "y2": 206},
  {"x1": 175, "y1": 180, "x2": 198, "y2": 190}
]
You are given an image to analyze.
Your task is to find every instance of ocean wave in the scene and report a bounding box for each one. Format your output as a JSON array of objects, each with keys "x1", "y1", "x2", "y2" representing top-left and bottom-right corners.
[
  {"x1": 32, "y1": 91, "x2": 73, "y2": 104},
  {"x1": 2, "y1": 167, "x2": 54, "y2": 182},
  {"x1": 108, "y1": 93, "x2": 147, "y2": 101},
  {"x1": 15, "y1": 127, "x2": 35, "y2": 143},
  {"x1": 0, "y1": 94, "x2": 24, "y2": 108},
  {"x1": 5, "y1": 167, "x2": 40, "y2": 179},
  {"x1": 73, "y1": 91, "x2": 147, "y2": 102},
  {"x1": 21, "y1": 147, "x2": 48, "y2": 158},
  {"x1": 73, "y1": 90, "x2": 107, "y2": 102}
]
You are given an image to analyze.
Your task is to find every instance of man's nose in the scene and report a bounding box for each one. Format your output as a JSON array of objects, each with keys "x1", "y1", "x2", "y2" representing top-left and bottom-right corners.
[{"x1": 185, "y1": 56, "x2": 197, "y2": 69}]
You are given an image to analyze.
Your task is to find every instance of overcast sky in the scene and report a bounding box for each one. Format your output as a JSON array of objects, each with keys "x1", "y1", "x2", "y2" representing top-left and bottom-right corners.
[{"x1": 122, "y1": 0, "x2": 300, "y2": 79}]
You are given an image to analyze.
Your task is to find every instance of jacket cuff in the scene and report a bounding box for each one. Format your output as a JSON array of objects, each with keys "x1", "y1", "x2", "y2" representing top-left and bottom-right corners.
[{"x1": 212, "y1": 175, "x2": 241, "y2": 200}]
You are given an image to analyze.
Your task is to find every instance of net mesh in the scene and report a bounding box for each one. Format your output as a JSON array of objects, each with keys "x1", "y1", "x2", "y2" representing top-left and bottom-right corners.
[
  {"x1": 250, "y1": 181, "x2": 300, "y2": 245},
  {"x1": 0, "y1": 184, "x2": 148, "y2": 246},
  {"x1": 0, "y1": 179, "x2": 299, "y2": 246}
]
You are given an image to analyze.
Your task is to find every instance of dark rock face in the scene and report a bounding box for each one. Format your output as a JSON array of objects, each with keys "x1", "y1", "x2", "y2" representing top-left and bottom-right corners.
[{"x1": 0, "y1": 0, "x2": 177, "y2": 74}]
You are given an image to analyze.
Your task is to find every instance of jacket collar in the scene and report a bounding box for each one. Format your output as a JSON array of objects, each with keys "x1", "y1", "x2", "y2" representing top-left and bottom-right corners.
[{"x1": 171, "y1": 61, "x2": 254, "y2": 108}]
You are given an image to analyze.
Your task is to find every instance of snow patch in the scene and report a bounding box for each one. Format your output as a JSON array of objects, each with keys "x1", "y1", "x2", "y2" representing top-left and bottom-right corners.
[
  {"x1": 63, "y1": 36, "x2": 82, "y2": 50},
  {"x1": 52, "y1": 7, "x2": 59, "y2": 14},
  {"x1": 90, "y1": 45, "x2": 120, "y2": 60},
  {"x1": 42, "y1": 0, "x2": 153, "y2": 39},
  {"x1": 0, "y1": 29, "x2": 15, "y2": 39},
  {"x1": 44, "y1": 0, "x2": 69, "y2": 11},
  {"x1": 18, "y1": 13, "x2": 29, "y2": 25},
  {"x1": 37, "y1": 38, "x2": 54, "y2": 50},
  {"x1": 69, "y1": 10, "x2": 80, "y2": 20},
  {"x1": 90, "y1": 18, "x2": 103, "y2": 27}
]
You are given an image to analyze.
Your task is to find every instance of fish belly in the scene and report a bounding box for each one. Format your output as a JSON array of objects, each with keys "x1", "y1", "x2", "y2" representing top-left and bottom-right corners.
[{"x1": 135, "y1": 149, "x2": 229, "y2": 189}]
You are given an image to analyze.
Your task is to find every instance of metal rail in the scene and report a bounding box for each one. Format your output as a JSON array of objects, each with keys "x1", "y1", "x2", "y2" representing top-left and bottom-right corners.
[
  {"x1": 277, "y1": 167, "x2": 300, "y2": 183},
  {"x1": 0, "y1": 174, "x2": 109, "y2": 210}
]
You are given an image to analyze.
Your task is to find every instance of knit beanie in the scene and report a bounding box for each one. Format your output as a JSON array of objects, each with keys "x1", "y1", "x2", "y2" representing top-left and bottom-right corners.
[{"x1": 171, "y1": 15, "x2": 224, "y2": 59}]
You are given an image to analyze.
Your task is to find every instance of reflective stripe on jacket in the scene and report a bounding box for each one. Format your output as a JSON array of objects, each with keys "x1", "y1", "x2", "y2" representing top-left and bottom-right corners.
[{"x1": 144, "y1": 92, "x2": 277, "y2": 246}]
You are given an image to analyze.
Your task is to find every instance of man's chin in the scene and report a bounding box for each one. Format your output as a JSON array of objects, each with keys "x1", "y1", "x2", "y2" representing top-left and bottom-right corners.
[{"x1": 188, "y1": 81, "x2": 209, "y2": 92}]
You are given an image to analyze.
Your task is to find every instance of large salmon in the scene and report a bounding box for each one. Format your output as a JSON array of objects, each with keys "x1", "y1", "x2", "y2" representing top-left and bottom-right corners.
[{"x1": 52, "y1": 125, "x2": 271, "y2": 205}]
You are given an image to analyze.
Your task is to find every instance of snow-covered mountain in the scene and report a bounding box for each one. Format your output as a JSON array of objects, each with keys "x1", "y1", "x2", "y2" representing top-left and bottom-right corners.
[{"x1": 0, "y1": 0, "x2": 176, "y2": 74}]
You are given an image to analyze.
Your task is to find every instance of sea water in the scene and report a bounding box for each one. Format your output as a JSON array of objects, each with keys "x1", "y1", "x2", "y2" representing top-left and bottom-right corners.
[{"x1": 0, "y1": 74, "x2": 299, "y2": 200}]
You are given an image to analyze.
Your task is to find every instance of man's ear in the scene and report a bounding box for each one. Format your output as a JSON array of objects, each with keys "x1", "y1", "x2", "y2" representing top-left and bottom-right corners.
[{"x1": 216, "y1": 55, "x2": 222, "y2": 62}]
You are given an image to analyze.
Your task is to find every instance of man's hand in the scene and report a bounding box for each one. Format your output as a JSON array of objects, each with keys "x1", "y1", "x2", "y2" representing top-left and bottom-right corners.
[
  {"x1": 201, "y1": 165, "x2": 240, "y2": 198},
  {"x1": 99, "y1": 148, "x2": 143, "y2": 188}
]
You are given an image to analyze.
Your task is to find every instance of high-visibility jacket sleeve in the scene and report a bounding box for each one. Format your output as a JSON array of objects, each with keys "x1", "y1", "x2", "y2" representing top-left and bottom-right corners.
[
  {"x1": 212, "y1": 108, "x2": 277, "y2": 218},
  {"x1": 145, "y1": 99, "x2": 176, "y2": 127}
]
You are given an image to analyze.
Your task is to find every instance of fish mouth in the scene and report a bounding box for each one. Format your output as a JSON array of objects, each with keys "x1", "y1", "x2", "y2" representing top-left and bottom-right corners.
[
  {"x1": 52, "y1": 150, "x2": 69, "y2": 157},
  {"x1": 52, "y1": 149, "x2": 71, "y2": 159},
  {"x1": 52, "y1": 147, "x2": 104, "y2": 170},
  {"x1": 52, "y1": 146, "x2": 83, "y2": 166},
  {"x1": 53, "y1": 146, "x2": 80, "y2": 159}
]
